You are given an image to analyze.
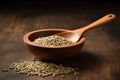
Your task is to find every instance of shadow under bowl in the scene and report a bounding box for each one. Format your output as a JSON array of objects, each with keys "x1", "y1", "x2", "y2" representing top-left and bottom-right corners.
[{"x1": 23, "y1": 29, "x2": 86, "y2": 61}]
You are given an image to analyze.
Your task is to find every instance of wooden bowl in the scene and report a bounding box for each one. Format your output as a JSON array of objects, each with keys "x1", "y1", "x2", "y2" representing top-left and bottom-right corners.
[{"x1": 23, "y1": 29, "x2": 86, "y2": 61}]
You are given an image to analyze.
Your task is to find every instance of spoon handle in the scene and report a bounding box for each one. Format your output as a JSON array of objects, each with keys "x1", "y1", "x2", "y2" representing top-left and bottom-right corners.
[{"x1": 74, "y1": 14, "x2": 116, "y2": 34}]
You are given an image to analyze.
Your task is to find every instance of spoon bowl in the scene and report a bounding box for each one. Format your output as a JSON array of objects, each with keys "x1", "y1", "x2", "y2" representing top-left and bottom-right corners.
[
  {"x1": 23, "y1": 29, "x2": 86, "y2": 61},
  {"x1": 55, "y1": 14, "x2": 116, "y2": 42}
]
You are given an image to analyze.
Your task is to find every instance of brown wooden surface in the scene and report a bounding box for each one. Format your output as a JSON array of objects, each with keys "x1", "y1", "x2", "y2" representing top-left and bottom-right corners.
[{"x1": 0, "y1": 2, "x2": 120, "y2": 80}]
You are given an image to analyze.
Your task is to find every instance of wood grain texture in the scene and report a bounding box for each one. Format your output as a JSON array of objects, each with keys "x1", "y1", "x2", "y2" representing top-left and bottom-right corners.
[{"x1": 0, "y1": 2, "x2": 120, "y2": 80}]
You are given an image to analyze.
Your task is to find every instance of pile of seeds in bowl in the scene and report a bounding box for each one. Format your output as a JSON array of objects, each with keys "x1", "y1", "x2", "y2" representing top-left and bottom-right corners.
[
  {"x1": 9, "y1": 60, "x2": 78, "y2": 77},
  {"x1": 33, "y1": 35, "x2": 74, "y2": 46}
]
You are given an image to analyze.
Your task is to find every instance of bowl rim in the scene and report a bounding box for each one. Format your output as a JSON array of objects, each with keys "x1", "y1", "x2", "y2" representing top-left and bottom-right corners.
[{"x1": 23, "y1": 28, "x2": 86, "y2": 48}]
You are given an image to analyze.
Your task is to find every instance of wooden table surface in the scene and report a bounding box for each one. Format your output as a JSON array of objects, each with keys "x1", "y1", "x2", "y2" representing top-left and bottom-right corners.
[{"x1": 0, "y1": 1, "x2": 120, "y2": 80}]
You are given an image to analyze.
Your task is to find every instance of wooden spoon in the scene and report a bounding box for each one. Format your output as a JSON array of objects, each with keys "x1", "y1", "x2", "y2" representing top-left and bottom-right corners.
[{"x1": 55, "y1": 14, "x2": 116, "y2": 42}]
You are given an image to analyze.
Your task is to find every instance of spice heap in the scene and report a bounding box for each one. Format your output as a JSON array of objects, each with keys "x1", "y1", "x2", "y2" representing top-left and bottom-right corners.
[
  {"x1": 33, "y1": 35, "x2": 74, "y2": 46},
  {"x1": 9, "y1": 60, "x2": 77, "y2": 77}
]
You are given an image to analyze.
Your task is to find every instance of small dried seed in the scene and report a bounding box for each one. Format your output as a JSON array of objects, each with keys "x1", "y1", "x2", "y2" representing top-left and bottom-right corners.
[
  {"x1": 2, "y1": 69, "x2": 8, "y2": 72},
  {"x1": 74, "y1": 72, "x2": 79, "y2": 75},
  {"x1": 31, "y1": 59, "x2": 36, "y2": 61},
  {"x1": 52, "y1": 73, "x2": 56, "y2": 77},
  {"x1": 61, "y1": 75, "x2": 65, "y2": 78}
]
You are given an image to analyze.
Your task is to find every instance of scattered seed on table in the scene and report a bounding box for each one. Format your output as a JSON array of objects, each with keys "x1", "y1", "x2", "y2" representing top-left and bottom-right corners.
[{"x1": 9, "y1": 60, "x2": 77, "y2": 77}]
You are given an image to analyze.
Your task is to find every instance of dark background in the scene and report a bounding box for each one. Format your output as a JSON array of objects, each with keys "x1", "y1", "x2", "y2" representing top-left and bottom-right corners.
[{"x1": 0, "y1": 1, "x2": 120, "y2": 80}]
